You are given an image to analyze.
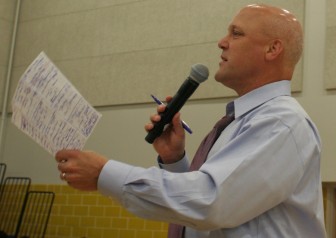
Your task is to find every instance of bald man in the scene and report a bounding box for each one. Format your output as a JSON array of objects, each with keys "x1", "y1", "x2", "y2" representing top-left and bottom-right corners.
[{"x1": 56, "y1": 4, "x2": 327, "y2": 238}]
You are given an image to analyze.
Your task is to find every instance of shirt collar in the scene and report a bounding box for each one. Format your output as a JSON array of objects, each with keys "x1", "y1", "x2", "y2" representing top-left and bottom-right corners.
[{"x1": 233, "y1": 80, "x2": 291, "y2": 118}]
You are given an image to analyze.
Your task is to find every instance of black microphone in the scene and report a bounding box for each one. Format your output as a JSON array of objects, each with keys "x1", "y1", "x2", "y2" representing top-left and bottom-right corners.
[{"x1": 145, "y1": 64, "x2": 209, "y2": 144}]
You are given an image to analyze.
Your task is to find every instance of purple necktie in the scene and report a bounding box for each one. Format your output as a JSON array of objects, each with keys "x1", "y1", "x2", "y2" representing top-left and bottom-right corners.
[{"x1": 167, "y1": 102, "x2": 235, "y2": 238}]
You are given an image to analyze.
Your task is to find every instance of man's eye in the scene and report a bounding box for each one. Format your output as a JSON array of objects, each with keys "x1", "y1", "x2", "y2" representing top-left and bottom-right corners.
[{"x1": 232, "y1": 30, "x2": 243, "y2": 37}]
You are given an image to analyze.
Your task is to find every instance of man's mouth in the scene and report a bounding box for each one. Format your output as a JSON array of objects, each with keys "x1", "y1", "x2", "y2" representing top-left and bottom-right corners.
[
  {"x1": 219, "y1": 56, "x2": 228, "y2": 66},
  {"x1": 221, "y1": 55, "x2": 228, "y2": 62}
]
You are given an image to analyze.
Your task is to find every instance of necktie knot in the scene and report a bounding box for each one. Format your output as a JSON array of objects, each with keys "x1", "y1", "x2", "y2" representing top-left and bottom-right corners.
[
  {"x1": 226, "y1": 101, "x2": 235, "y2": 117},
  {"x1": 214, "y1": 101, "x2": 235, "y2": 131}
]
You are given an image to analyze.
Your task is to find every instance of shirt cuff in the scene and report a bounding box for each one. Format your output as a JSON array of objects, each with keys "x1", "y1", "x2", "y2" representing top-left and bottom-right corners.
[
  {"x1": 158, "y1": 155, "x2": 190, "y2": 173},
  {"x1": 97, "y1": 160, "x2": 134, "y2": 202}
]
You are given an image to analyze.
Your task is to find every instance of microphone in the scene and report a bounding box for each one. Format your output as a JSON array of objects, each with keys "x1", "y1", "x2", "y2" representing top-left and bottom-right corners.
[{"x1": 145, "y1": 64, "x2": 209, "y2": 144}]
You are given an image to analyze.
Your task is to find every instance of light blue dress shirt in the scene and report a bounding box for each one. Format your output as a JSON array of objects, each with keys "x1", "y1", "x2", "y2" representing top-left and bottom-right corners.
[{"x1": 98, "y1": 80, "x2": 326, "y2": 237}]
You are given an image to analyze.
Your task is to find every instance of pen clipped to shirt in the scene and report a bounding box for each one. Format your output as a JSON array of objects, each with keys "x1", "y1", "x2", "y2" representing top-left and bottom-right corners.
[{"x1": 150, "y1": 94, "x2": 193, "y2": 134}]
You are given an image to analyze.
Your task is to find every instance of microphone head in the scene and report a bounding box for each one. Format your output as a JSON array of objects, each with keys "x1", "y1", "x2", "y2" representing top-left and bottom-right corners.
[{"x1": 189, "y1": 64, "x2": 209, "y2": 84}]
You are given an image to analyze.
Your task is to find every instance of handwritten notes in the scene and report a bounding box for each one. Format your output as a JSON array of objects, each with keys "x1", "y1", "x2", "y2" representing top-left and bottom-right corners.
[{"x1": 11, "y1": 52, "x2": 101, "y2": 156}]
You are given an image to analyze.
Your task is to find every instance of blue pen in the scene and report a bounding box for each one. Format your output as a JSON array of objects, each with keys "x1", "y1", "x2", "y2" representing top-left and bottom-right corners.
[{"x1": 150, "y1": 94, "x2": 193, "y2": 134}]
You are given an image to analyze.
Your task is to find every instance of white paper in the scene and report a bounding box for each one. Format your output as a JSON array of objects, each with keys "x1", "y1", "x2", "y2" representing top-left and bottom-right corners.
[{"x1": 11, "y1": 52, "x2": 102, "y2": 156}]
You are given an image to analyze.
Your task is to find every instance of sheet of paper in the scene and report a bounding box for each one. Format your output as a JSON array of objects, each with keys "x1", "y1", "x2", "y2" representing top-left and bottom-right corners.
[{"x1": 11, "y1": 52, "x2": 102, "y2": 156}]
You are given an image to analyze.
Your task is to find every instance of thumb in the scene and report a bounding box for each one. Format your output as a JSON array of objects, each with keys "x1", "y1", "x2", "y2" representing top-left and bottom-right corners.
[{"x1": 172, "y1": 112, "x2": 185, "y2": 135}]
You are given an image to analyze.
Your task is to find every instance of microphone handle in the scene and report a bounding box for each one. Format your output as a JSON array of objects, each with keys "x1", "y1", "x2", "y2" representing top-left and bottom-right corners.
[{"x1": 145, "y1": 78, "x2": 199, "y2": 144}]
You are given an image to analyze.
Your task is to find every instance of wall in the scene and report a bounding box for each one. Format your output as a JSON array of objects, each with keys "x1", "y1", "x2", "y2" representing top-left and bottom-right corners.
[
  {"x1": 0, "y1": 0, "x2": 16, "y2": 107},
  {"x1": 301, "y1": 0, "x2": 336, "y2": 182},
  {"x1": 34, "y1": 184, "x2": 167, "y2": 238},
  {"x1": 0, "y1": 0, "x2": 17, "y2": 161},
  {"x1": 7, "y1": 0, "x2": 303, "y2": 107},
  {"x1": 0, "y1": 0, "x2": 335, "y2": 237},
  {"x1": 325, "y1": 0, "x2": 336, "y2": 89}
]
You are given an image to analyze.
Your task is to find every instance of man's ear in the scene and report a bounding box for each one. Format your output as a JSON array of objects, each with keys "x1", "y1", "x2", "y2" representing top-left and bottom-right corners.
[{"x1": 265, "y1": 39, "x2": 283, "y2": 61}]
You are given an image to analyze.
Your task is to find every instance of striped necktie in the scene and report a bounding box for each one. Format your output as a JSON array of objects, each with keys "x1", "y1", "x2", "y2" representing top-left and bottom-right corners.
[{"x1": 167, "y1": 102, "x2": 235, "y2": 238}]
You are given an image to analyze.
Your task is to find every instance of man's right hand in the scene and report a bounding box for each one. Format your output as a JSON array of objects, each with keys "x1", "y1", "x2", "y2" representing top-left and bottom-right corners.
[{"x1": 144, "y1": 96, "x2": 186, "y2": 164}]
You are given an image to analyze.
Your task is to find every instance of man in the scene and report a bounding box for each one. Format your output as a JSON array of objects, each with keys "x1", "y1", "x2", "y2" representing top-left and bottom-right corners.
[{"x1": 56, "y1": 4, "x2": 327, "y2": 237}]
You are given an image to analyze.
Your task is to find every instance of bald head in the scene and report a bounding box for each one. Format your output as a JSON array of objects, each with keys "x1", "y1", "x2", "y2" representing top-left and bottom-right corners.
[
  {"x1": 215, "y1": 4, "x2": 304, "y2": 95},
  {"x1": 241, "y1": 4, "x2": 303, "y2": 67}
]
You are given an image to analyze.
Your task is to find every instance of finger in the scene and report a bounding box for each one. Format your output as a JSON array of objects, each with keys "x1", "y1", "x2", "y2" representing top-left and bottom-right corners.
[
  {"x1": 172, "y1": 113, "x2": 185, "y2": 134},
  {"x1": 157, "y1": 104, "x2": 166, "y2": 113},
  {"x1": 150, "y1": 114, "x2": 161, "y2": 123},
  {"x1": 172, "y1": 112, "x2": 180, "y2": 126},
  {"x1": 165, "y1": 95, "x2": 173, "y2": 103},
  {"x1": 60, "y1": 172, "x2": 67, "y2": 181},
  {"x1": 60, "y1": 171, "x2": 77, "y2": 182},
  {"x1": 57, "y1": 162, "x2": 63, "y2": 172},
  {"x1": 55, "y1": 149, "x2": 79, "y2": 163},
  {"x1": 144, "y1": 123, "x2": 154, "y2": 132}
]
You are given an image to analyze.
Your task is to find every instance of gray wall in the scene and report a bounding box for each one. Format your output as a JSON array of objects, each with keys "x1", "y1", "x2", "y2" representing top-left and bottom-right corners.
[
  {"x1": 325, "y1": 0, "x2": 336, "y2": 88},
  {"x1": 0, "y1": 0, "x2": 16, "y2": 109},
  {"x1": 1, "y1": 0, "x2": 335, "y2": 183},
  {"x1": 9, "y1": 0, "x2": 304, "y2": 107}
]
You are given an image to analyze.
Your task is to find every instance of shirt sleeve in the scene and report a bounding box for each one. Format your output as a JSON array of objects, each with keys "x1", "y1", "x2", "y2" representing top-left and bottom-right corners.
[
  {"x1": 158, "y1": 155, "x2": 190, "y2": 172},
  {"x1": 97, "y1": 114, "x2": 315, "y2": 231}
]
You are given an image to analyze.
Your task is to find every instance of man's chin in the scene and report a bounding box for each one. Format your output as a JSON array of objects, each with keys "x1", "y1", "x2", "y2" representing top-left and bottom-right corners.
[
  {"x1": 214, "y1": 74, "x2": 236, "y2": 89},
  {"x1": 214, "y1": 71, "x2": 227, "y2": 84}
]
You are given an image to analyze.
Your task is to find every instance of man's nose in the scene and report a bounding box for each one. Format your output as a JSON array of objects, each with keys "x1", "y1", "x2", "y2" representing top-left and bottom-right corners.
[{"x1": 218, "y1": 36, "x2": 229, "y2": 49}]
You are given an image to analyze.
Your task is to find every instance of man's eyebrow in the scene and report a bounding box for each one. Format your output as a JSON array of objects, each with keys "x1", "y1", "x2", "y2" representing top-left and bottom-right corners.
[{"x1": 229, "y1": 24, "x2": 242, "y2": 31}]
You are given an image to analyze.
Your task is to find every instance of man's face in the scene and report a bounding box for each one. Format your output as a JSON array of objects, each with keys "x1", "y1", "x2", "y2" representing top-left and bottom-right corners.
[{"x1": 215, "y1": 8, "x2": 270, "y2": 94}]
